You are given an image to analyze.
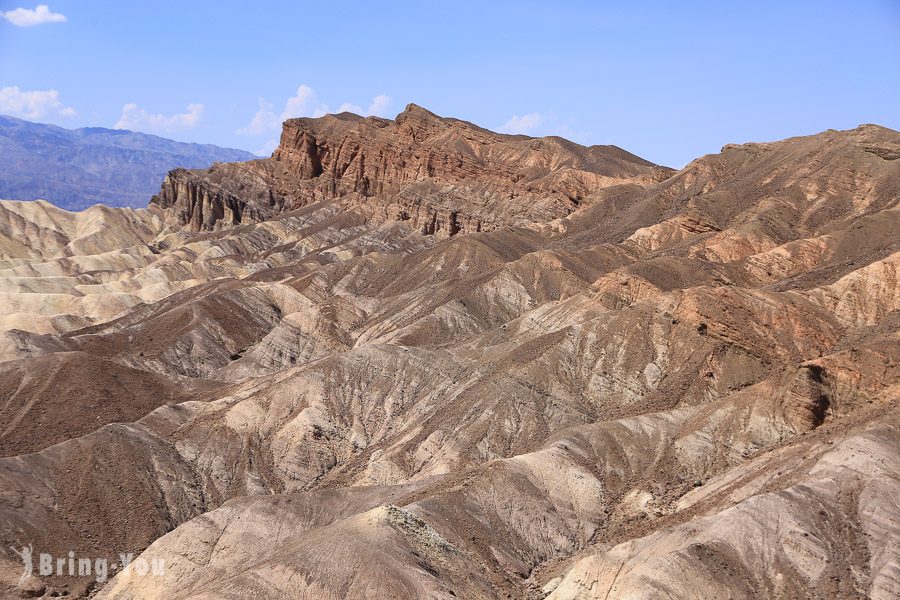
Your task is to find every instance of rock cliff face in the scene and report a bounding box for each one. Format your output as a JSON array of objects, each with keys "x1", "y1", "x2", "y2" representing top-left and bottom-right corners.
[
  {"x1": 151, "y1": 104, "x2": 663, "y2": 234},
  {"x1": 151, "y1": 163, "x2": 285, "y2": 231},
  {"x1": 1, "y1": 112, "x2": 898, "y2": 599}
]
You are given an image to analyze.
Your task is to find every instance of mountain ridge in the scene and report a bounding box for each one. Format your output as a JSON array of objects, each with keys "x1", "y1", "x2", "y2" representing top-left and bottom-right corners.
[
  {"x1": 150, "y1": 103, "x2": 669, "y2": 235},
  {"x1": 0, "y1": 109, "x2": 897, "y2": 599}
]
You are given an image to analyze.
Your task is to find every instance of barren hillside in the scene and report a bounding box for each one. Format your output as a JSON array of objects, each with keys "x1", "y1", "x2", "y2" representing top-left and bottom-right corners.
[{"x1": 0, "y1": 107, "x2": 897, "y2": 599}]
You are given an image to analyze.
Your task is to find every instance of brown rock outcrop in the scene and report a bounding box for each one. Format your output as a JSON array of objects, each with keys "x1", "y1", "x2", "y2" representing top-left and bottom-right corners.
[{"x1": 151, "y1": 104, "x2": 662, "y2": 234}]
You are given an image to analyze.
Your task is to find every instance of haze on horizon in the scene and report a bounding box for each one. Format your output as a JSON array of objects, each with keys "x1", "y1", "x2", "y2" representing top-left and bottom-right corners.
[{"x1": 1, "y1": 0, "x2": 898, "y2": 167}]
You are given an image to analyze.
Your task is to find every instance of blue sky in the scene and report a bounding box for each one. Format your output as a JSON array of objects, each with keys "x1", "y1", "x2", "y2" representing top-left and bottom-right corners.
[{"x1": 2, "y1": 0, "x2": 898, "y2": 166}]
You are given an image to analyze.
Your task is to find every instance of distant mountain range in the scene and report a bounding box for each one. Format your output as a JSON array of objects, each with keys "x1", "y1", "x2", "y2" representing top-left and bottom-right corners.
[{"x1": 0, "y1": 115, "x2": 258, "y2": 210}]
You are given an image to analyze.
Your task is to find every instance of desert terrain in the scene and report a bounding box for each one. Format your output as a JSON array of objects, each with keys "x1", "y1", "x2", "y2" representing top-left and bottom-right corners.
[{"x1": 0, "y1": 105, "x2": 897, "y2": 599}]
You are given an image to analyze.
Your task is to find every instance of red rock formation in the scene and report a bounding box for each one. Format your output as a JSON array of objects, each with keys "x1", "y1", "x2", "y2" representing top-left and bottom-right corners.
[{"x1": 152, "y1": 104, "x2": 663, "y2": 234}]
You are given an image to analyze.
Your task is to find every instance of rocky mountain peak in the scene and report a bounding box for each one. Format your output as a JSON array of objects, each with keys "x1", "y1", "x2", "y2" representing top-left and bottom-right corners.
[
  {"x1": 152, "y1": 106, "x2": 660, "y2": 234},
  {"x1": 395, "y1": 102, "x2": 442, "y2": 122}
]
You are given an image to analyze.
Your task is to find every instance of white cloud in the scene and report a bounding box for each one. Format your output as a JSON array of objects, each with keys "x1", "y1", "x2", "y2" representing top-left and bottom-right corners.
[
  {"x1": 237, "y1": 86, "x2": 395, "y2": 138},
  {"x1": 236, "y1": 85, "x2": 328, "y2": 136},
  {"x1": 337, "y1": 102, "x2": 364, "y2": 114},
  {"x1": 498, "y1": 112, "x2": 543, "y2": 135},
  {"x1": 338, "y1": 95, "x2": 392, "y2": 117},
  {"x1": 0, "y1": 85, "x2": 76, "y2": 120},
  {"x1": 114, "y1": 102, "x2": 204, "y2": 133},
  {"x1": 281, "y1": 85, "x2": 328, "y2": 120},
  {"x1": 1, "y1": 4, "x2": 66, "y2": 27},
  {"x1": 366, "y1": 94, "x2": 393, "y2": 117},
  {"x1": 236, "y1": 97, "x2": 279, "y2": 135}
]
